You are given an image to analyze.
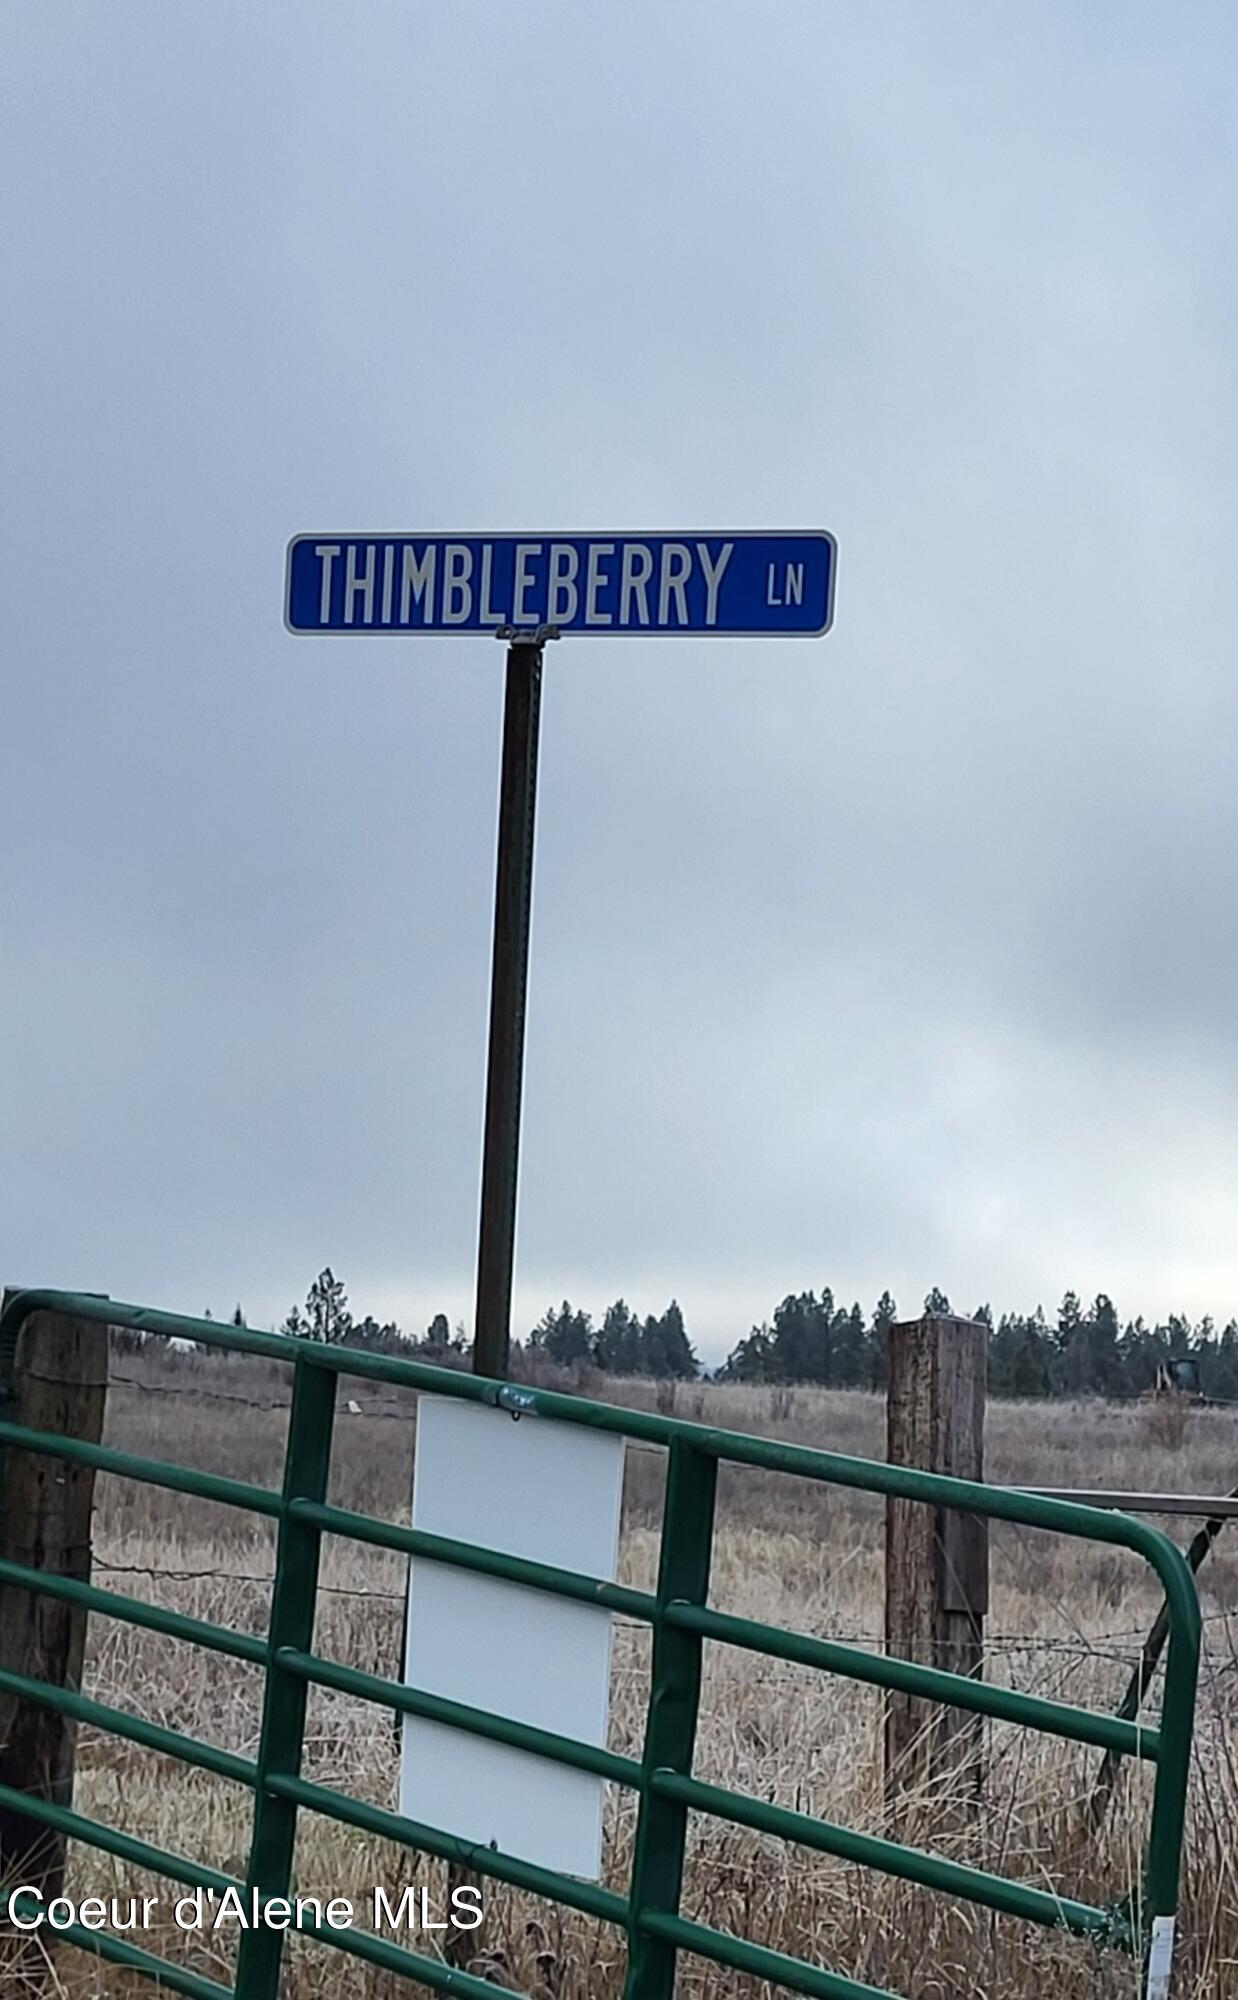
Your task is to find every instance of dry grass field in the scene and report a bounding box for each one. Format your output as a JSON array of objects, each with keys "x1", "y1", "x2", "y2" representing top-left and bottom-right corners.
[{"x1": 7, "y1": 1347, "x2": 1238, "y2": 1999}]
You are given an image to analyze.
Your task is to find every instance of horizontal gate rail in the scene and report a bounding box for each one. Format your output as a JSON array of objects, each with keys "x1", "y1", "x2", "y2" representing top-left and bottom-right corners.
[
  {"x1": 650, "y1": 1771, "x2": 1123, "y2": 1941},
  {"x1": 276, "y1": 1645, "x2": 643, "y2": 1787},
  {"x1": 2, "y1": 1890, "x2": 235, "y2": 2000},
  {"x1": 290, "y1": 1903, "x2": 529, "y2": 2000},
  {"x1": 0, "y1": 1416, "x2": 281, "y2": 1516},
  {"x1": 0, "y1": 1779, "x2": 237, "y2": 1897},
  {"x1": 0, "y1": 1287, "x2": 1202, "y2": 2000},
  {"x1": 290, "y1": 1493, "x2": 658, "y2": 1619},
  {"x1": 1027, "y1": 1489, "x2": 1238, "y2": 1518},
  {"x1": 0, "y1": 1659, "x2": 259, "y2": 1788},
  {"x1": 637, "y1": 1908, "x2": 900, "y2": 2000},
  {"x1": 663, "y1": 1601, "x2": 1158, "y2": 1758},
  {"x1": 269, "y1": 1769, "x2": 631, "y2": 1926},
  {"x1": 0, "y1": 1550, "x2": 270, "y2": 1663}
]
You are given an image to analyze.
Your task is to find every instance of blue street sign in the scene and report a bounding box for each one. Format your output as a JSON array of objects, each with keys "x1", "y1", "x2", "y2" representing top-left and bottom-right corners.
[{"x1": 285, "y1": 531, "x2": 836, "y2": 637}]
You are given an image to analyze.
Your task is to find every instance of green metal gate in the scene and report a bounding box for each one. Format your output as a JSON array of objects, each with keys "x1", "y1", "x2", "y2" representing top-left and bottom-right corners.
[{"x1": 0, "y1": 1289, "x2": 1201, "y2": 2000}]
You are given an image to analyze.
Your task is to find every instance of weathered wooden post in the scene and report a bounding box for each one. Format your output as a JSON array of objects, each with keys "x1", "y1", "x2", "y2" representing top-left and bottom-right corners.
[
  {"x1": 0, "y1": 1290, "x2": 108, "y2": 1912},
  {"x1": 884, "y1": 1312, "x2": 988, "y2": 1811}
]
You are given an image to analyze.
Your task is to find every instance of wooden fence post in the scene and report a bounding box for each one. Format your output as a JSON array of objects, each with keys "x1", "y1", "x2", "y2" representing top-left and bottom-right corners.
[
  {"x1": 0, "y1": 1291, "x2": 108, "y2": 1910},
  {"x1": 884, "y1": 1312, "x2": 988, "y2": 1812}
]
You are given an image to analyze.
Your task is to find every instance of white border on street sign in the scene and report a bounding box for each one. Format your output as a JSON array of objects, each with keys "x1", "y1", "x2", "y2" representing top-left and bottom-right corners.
[{"x1": 283, "y1": 528, "x2": 838, "y2": 636}]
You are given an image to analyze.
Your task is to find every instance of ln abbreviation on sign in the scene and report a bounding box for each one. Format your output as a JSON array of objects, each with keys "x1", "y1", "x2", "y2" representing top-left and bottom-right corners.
[{"x1": 285, "y1": 532, "x2": 836, "y2": 638}]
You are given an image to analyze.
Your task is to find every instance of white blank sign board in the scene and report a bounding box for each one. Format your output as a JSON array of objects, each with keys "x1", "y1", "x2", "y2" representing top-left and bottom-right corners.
[{"x1": 400, "y1": 1397, "x2": 625, "y2": 1878}]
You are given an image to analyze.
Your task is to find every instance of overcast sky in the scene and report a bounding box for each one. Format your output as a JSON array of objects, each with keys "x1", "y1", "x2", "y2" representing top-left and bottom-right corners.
[{"x1": 4, "y1": 4, "x2": 1237, "y2": 1362}]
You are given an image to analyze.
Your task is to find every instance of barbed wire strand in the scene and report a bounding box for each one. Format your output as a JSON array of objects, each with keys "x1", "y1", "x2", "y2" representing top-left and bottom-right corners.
[{"x1": 86, "y1": 1557, "x2": 1238, "y2": 1659}]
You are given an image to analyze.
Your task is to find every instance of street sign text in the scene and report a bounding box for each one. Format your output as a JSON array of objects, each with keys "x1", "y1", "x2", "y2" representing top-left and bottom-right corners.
[{"x1": 285, "y1": 531, "x2": 835, "y2": 637}]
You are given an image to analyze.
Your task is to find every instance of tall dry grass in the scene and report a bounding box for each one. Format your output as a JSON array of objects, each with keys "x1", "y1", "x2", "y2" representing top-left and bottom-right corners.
[{"x1": 4, "y1": 1350, "x2": 1238, "y2": 1998}]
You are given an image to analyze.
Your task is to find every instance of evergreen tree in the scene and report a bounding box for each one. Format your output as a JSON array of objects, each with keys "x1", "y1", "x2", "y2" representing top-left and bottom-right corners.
[
  {"x1": 531, "y1": 1300, "x2": 594, "y2": 1367},
  {"x1": 1214, "y1": 1321, "x2": 1238, "y2": 1400},
  {"x1": 1055, "y1": 1289, "x2": 1089, "y2": 1394},
  {"x1": 425, "y1": 1313, "x2": 453, "y2": 1354},
  {"x1": 869, "y1": 1291, "x2": 898, "y2": 1389},
  {"x1": 769, "y1": 1292, "x2": 830, "y2": 1382},
  {"x1": 988, "y1": 1313, "x2": 1020, "y2": 1396},
  {"x1": 718, "y1": 1323, "x2": 774, "y2": 1382},
  {"x1": 301, "y1": 1268, "x2": 352, "y2": 1345},
  {"x1": 923, "y1": 1286, "x2": 952, "y2": 1315},
  {"x1": 644, "y1": 1300, "x2": 698, "y2": 1380},
  {"x1": 833, "y1": 1303, "x2": 868, "y2": 1387},
  {"x1": 1118, "y1": 1316, "x2": 1154, "y2": 1393},
  {"x1": 1086, "y1": 1294, "x2": 1122, "y2": 1396},
  {"x1": 1057, "y1": 1290, "x2": 1081, "y2": 1341},
  {"x1": 1010, "y1": 1322, "x2": 1052, "y2": 1397},
  {"x1": 595, "y1": 1300, "x2": 644, "y2": 1374},
  {"x1": 1166, "y1": 1311, "x2": 1192, "y2": 1352},
  {"x1": 1195, "y1": 1316, "x2": 1218, "y2": 1392},
  {"x1": 991, "y1": 1307, "x2": 1051, "y2": 1397},
  {"x1": 350, "y1": 1314, "x2": 399, "y2": 1351}
]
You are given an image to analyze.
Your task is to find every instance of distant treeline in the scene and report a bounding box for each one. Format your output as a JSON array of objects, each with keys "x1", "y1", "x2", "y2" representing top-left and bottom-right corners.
[
  {"x1": 161, "y1": 1271, "x2": 1238, "y2": 1400},
  {"x1": 526, "y1": 1286, "x2": 1238, "y2": 1398},
  {"x1": 719, "y1": 1287, "x2": 1238, "y2": 1400},
  {"x1": 157, "y1": 1272, "x2": 701, "y2": 1382}
]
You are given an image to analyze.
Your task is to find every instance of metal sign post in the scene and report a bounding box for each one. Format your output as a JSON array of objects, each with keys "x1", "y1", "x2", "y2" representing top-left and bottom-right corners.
[
  {"x1": 284, "y1": 529, "x2": 838, "y2": 1382},
  {"x1": 472, "y1": 627, "x2": 555, "y2": 1380}
]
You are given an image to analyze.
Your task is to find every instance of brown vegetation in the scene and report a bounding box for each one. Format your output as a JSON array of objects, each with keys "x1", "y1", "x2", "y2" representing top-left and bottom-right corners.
[{"x1": 6, "y1": 1350, "x2": 1238, "y2": 1998}]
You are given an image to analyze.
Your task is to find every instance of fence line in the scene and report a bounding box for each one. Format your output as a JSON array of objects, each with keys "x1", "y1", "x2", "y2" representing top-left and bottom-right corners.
[
  {"x1": 87, "y1": 1554, "x2": 1236, "y2": 1652},
  {"x1": 101, "y1": 1369, "x2": 1238, "y2": 1514},
  {"x1": 0, "y1": 1291, "x2": 1210, "y2": 2000}
]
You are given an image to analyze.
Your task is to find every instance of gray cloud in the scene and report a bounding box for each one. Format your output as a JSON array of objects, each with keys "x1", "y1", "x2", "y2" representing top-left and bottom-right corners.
[{"x1": 3, "y1": 3, "x2": 1237, "y2": 1358}]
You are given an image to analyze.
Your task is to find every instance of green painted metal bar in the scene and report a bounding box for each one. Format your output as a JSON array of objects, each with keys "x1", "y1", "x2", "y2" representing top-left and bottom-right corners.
[
  {"x1": 0, "y1": 1285, "x2": 1204, "y2": 2000},
  {"x1": 651, "y1": 1772, "x2": 1128, "y2": 1946},
  {"x1": 664, "y1": 1603, "x2": 1158, "y2": 1760},
  {"x1": 0, "y1": 1415, "x2": 281, "y2": 1517},
  {"x1": 290, "y1": 1495, "x2": 657, "y2": 1622},
  {"x1": 0, "y1": 1551, "x2": 268, "y2": 1664},
  {"x1": 639, "y1": 1909, "x2": 901, "y2": 2000},
  {"x1": 0, "y1": 1290, "x2": 296, "y2": 1372},
  {"x1": 622, "y1": 1440, "x2": 717, "y2": 2000},
  {"x1": 276, "y1": 1645, "x2": 641, "y2": 1789},
  {"x1": 0, "y1": 1659, "x2": 258, "y2": 1789},
  {"x1": 1145, "y1": 1565, "x2": 1201, "y2": 1926},
  {"x1": 235, "y1": 1352, "x2": 337, "y2": 2000},
  {"x1": 0, "y1": 1778, "x2": 237, "y2": 1896},
  {"x1": 0, "y1": 1287, "x2": 1212, "y2": 1575},
  {"x1": 267, "y1": 1770, "x2": 629, "y2": 1927},
  {"x1": 0, "y1": 1290, "x2": 1207, "y2": 1588},
  {"x1": 293, "y1": 1905, "x2": 529, "y2": 2000},
  {"x1": 0, "y1": 1893, "x2": 233, "y2": 2000}
]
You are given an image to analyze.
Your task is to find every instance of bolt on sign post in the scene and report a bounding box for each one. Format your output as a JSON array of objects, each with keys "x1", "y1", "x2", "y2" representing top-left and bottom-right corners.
[{"x1": 285, "y1": 531, "x2": 838, "y2": 1381}]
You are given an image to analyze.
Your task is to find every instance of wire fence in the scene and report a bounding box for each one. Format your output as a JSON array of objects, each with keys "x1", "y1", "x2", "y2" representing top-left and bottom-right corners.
[
  {"x1": 105, "y1": 1361, "x2": 1238, "y2": 1414},
  {"x1": 85, "y1": 1358, "x2": 1238, "y2": 1726},
  {"x1": 84, "y1": 1556, "x2": 1238, "y2": 1674}
]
